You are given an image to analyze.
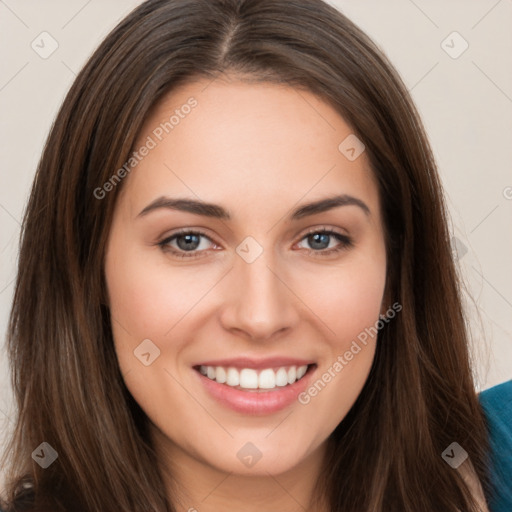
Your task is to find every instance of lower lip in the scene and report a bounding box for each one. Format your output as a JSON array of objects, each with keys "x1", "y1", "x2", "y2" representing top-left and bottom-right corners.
[{"x1": 193, "y1": 365, "x2": 317, "y2": 415}]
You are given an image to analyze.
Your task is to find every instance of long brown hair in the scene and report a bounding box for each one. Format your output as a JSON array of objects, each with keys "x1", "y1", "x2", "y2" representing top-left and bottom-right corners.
[{"x1": 1, "y1": 0, "x2": 494, "y2": 510}]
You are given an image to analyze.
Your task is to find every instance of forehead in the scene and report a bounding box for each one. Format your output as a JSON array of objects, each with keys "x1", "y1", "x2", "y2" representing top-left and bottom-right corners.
[{"x1": 121, "y1": 76, "x2": 380, "y2": 221}]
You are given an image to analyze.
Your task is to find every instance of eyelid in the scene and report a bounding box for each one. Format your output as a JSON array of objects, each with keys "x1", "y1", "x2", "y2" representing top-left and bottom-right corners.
[{"x1": 299, "y1": 224, "x2": 349, "y2": 238}]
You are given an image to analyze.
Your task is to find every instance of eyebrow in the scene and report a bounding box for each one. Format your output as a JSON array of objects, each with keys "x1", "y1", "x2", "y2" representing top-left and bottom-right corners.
[{"x1": 136, "y1": 194, "x2": 370, "y2": 221}]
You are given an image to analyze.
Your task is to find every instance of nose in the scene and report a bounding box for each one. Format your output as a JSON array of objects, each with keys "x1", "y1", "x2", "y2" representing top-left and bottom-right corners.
[{"x1": 219, "y1": 252, "x2": 300, "y2": 341}]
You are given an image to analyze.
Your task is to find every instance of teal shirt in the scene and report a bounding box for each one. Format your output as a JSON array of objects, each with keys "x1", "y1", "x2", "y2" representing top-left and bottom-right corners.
[{"x1": 479, "y1": 379, "x2": 512, "y2": 512}]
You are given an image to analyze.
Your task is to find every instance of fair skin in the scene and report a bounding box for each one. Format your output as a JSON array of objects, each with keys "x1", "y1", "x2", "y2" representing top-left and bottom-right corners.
[{"x1": 104, "y1": 75, "x2": 389, "y2": 511}]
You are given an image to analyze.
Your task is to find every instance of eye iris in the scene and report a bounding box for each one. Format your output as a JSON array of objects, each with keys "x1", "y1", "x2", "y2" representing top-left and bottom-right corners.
[
  {"x1": 177, "y1": 233, "x2": 201, "y2": 251},
  {"x1": 309, "y1": 233, "x2": 330, "y2": 250}
]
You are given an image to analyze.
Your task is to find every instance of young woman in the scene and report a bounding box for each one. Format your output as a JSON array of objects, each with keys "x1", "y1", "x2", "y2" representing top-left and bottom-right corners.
[{"x1": 1, "y1": 0, "x2": 511, "y2": 511}]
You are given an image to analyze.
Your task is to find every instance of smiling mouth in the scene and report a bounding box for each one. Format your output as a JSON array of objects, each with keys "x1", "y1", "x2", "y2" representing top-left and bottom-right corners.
[{"x1": 193, "y1": 363, "x2": 317, "y2": 391}]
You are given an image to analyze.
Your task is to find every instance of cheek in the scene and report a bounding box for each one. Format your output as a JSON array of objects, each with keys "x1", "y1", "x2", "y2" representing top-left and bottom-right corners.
[
  {"x1": 298, "y1": 255, "x2": 386, "y2": 342},
  {"x1": 104, "y1": 244, "x2": 200, "y2": 423},
  {"x1": 293, "y1": 254, "x2": 386, "y2": 417},
  {"x1": 105, "y1": 245, "x2": 214, "y2": 339},
  {"x1": 104, "y1": 240, "x2": 231, "y2": 389}
]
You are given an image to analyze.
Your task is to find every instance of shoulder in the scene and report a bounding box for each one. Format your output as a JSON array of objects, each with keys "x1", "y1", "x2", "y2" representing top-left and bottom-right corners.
[
  {"x1": 478, "y1": 379, "x2": 512, "y2": 512},
  {"x1": 480, "y1": 379, "x2": 512, "y2": 447},
  {"x1": 480, "y1": 379, "x2": 512, "y2": 412}
]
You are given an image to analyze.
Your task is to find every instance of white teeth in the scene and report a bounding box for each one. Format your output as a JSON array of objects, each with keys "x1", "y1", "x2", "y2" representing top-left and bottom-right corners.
[
  {"x1": 275, "y1": 368, "x2": 288, "y2": 387},
  {"x1": 297, "y1": 365, "x2": 307, "y2": 379},
  {"x1": 215, "y1": 366, "x2": 227, "y2": 384},
  {"x1": 198, "y1": 364, "x2": 310, "y2": 390},
  {"x1": 258, "y1": 369, "x2": 276, "y2": 389},
  {"x1": 240, "y1": 369, "x2": 258, "y2": 389},
  {"x1": 226, "y1": 367, "x2": 240, "y2": 386}
]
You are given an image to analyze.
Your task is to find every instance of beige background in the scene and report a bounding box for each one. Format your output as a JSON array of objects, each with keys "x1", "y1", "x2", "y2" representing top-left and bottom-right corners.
[{"x1": 1, "y1": 0, "x2": 511, "y2": 486}]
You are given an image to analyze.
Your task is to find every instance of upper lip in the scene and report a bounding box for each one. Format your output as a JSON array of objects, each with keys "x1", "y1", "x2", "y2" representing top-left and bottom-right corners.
[{"x1": 193, "y1": 357, "x2": 316, "y2": 370}]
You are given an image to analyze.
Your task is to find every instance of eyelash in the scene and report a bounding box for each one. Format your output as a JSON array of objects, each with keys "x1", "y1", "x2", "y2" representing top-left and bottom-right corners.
[{"x1": 157, "y1": 226, "x2": 353, "y2": 260}]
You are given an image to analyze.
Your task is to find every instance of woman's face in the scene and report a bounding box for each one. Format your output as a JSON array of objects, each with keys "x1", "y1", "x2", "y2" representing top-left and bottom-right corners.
[{"x1": 105, "y1": 76, "x2": 387, "y2": 477}]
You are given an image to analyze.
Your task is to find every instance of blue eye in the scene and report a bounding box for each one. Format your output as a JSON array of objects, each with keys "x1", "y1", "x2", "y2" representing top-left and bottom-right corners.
[
  {"x1": 297, "y1": 229, "x2": 353, "y2": 256},
  {"x1": 157, "y1": 227, "x2": 353, "y2": 259},
  {"x1": 157, "y1": 229, "x2": 215, "y2": 259}
]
